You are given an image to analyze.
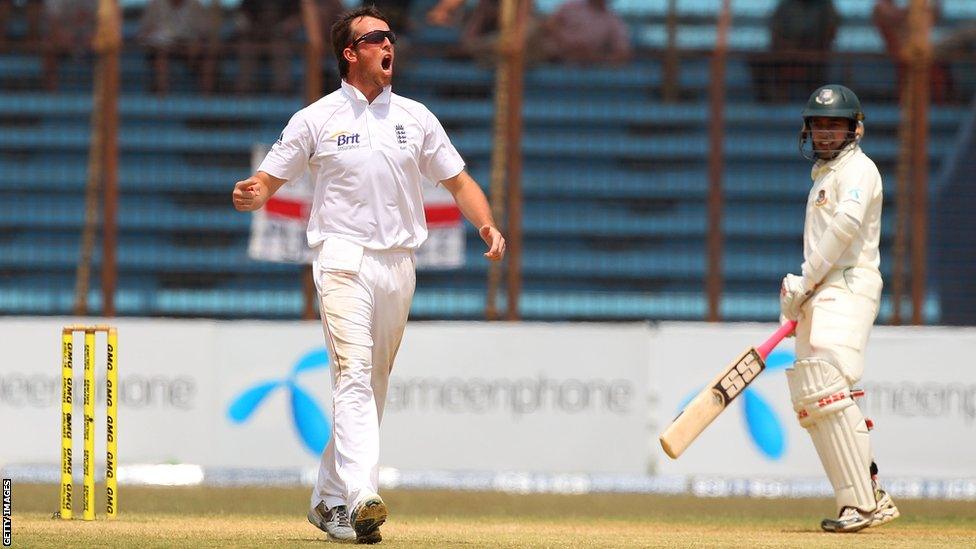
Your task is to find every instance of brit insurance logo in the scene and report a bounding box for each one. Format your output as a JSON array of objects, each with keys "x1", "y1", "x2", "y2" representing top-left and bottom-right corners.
[
  {"x1": 676, "y1": 349, "x2": 795, "y2": 459},
  {"x1": 330, "y1": 130, "x2": 363, "y2": 151},
  {"x1": 227, "y1": 349, "x2": 332, "y2": 455}
]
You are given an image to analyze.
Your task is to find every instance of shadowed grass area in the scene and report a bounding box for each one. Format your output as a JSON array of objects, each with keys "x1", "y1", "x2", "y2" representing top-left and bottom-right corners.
[{"x1": 9, "y1": 484, "x2": 976, "y2": 548}]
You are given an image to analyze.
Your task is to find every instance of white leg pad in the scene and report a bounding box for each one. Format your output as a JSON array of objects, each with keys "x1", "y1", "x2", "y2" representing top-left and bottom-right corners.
[{"x1": 786, "y1": 358, "x2": 876, "y2": 513}]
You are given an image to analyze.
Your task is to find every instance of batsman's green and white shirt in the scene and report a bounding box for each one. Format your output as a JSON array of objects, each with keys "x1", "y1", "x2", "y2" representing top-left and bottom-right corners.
[{"x1": 802, "y1": 144, "x2": 883, "y2": 298}]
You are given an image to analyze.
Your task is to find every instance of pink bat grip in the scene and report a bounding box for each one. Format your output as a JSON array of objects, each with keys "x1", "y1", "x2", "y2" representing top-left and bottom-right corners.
[{"x1": 756, "y1": 320, "x2": 798, "y2": 359}]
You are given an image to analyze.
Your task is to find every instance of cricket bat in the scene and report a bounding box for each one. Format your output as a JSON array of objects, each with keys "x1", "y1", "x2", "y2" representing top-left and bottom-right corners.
[{"x1": 659, "y1": 320, "x2": 797, "y2": 459}]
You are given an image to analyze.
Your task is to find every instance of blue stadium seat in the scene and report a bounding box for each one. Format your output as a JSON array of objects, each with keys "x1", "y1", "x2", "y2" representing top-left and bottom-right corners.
[{"x1": 0, "y1": 0, "x2": 968, "y2": 321}]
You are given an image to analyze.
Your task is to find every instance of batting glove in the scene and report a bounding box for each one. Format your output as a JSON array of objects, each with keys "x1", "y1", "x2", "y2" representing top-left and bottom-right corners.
[{"x1": 780, "y1": 273, "x2": 812, "y2": 321}]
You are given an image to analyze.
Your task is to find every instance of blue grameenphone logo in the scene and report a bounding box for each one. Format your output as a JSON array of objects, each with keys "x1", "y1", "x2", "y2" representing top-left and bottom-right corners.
[
  {"x1": 227, "y1": 349, "x2": 331, "y2": 455},
  {"x1": 677, "y1": 349, "x2": 795, "y2": 459}
]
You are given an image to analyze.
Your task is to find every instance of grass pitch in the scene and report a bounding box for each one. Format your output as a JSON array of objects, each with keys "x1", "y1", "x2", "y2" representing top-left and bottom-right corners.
[{"x1": 8, "y1": 484, "x2": 976, "y2": 547}]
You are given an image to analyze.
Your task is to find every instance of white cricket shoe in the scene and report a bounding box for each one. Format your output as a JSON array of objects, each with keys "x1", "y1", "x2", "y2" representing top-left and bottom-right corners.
[
  {"x1": 307, "y1": 501, "x2": 357, "y2": 542},
  {"x1": 868, "y1": 487, "x2": 900, "y2": 528},
  {"x1": 350, "y1": 494, "x2": 387, "y2": 544},
  {"x1": 821, "y1": 506, "x2": 872, "y2": 533}
]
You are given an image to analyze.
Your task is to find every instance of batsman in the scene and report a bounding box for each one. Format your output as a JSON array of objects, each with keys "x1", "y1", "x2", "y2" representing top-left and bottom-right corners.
[{"x1": 780, "y1": 84, "x2": 899, "y2": 533}]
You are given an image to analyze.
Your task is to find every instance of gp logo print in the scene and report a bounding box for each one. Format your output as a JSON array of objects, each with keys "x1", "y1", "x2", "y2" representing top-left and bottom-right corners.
[
  {"x1": 227, "y1": 349, "x2": 331, "y2": 455},
  {"x1": 677, "y1": 350, "x2": 794, "y2": 459}
]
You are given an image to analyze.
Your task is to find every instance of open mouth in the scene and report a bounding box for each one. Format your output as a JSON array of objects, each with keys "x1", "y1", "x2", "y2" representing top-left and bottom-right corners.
[{"x1": 381, "y1": 55, "x2": 393, "y2": 72}]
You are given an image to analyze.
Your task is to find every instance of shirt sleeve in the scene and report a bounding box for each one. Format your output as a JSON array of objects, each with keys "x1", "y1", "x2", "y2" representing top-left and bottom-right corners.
[
  {"x1": 258, "y1": 111, "x2": 313, "y2": 182},
  {"x1": 835, "y1": 162, "x2": 879, "y2": 223},
  {"x1": 799, "y1": 160, "x2": 880, "y2": 289},
  {"x1": 419, "y1": 109, "x2": 465, "y2": 183}
]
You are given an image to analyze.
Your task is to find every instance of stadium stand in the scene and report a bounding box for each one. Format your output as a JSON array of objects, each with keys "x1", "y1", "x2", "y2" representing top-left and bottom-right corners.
[{"x1": 0, "y1": 0, "x2": 972, "y2": 321}]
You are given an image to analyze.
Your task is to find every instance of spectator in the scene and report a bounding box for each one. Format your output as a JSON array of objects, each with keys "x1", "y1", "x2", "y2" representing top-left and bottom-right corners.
[
  {"x1": 318, "y1": 0, "x2": 345, "y2": 90},
  {"x1": 43, "y1": 0, "x2": 97, "y2": 91},
  {"x1": 751, "y1": 0, "x2": 839, "y2": 103},
  {"x1": 0, "y1": 0, "x2": 42, "y2": 49},
  {"x1": 0, "y1": 1, "x2": 8, "y2": 48},
  {"x1": 543, "y1": 0, "x2": 631, "y2": 66},
  {"x1": 427, "y1": 0, "x2": 541, "y2": 64},
  {"x1": 319, "y1": 0, "x2": 345, "y2": 41},
  {"x1": 428, "y1": 0, "x2": 501, "y2": 61},
  {"x1": 372, "y1": 0, "x2": 414, "y2": 38},
  {"x1": 426, "y1": 0, "x2": 465, "y2": 27},
  {"x1": 235, "y1": 0, "x2": 302, "y2": 94},
  {"x1": 137, "y1": 0, "x2": 213, "y2": 95},
  {"x1": 873, "y1": 0, "x2": 953, "y2": 103}
]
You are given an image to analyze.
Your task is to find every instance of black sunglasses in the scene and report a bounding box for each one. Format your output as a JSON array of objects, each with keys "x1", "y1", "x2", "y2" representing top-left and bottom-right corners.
[{"x1": 349, "y1": 30, "x2": 397, "y2": 48}]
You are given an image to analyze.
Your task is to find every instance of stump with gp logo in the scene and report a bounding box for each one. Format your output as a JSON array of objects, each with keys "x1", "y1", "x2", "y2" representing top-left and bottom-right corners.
[{"x1": 57, "y1": 325, "x2": 119, "y2": 521}]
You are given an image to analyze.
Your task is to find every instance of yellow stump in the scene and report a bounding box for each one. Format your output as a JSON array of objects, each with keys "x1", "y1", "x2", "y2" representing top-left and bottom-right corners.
[
  {"x1": 105, "y1": 328, "x2": 118, "y2": 518},
  {"x1": 60, "y1": 325, "x2": 119, "y2": 521},
  {"x1": 59, "y1": 330, "x2": 74, "y2": 520},
  {"x1": 83, "y1": 330, "x2": 96, "y2": 521}
]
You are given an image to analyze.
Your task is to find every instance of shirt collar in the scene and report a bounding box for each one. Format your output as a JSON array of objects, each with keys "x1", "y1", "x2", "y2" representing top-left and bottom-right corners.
[
  {"x1": 811, "y1": 143, "x2": 859, "y2": 180},
  {"x1": 340, "y1": 80, "x2": 392, "y2": 106}
]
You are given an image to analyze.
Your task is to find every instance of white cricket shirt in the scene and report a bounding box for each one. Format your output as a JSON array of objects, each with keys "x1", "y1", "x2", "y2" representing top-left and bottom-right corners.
[
  {"x1": 803, "y1": 144, "x2": 883, "y2": 292},
  {"x1": 259, "y1": 80, "x2": 465, "y2": 250}
]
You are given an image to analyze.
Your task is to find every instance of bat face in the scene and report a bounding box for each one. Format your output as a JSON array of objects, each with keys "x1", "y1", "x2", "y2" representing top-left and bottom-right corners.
[
  {"x1": 659, "y1": 348, "x2": 767, "y2": 459},
  {"x1": 713, "y1": 348, "x2": 764, "y2": 406},
  {"x1": 659, "y1": 321, "x2": 795, "y2": 460}
]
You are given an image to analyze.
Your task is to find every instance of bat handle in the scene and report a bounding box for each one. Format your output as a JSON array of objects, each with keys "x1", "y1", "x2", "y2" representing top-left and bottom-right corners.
[{"x1": 756, "y1": 320, "x2": 797, "y2": 359}]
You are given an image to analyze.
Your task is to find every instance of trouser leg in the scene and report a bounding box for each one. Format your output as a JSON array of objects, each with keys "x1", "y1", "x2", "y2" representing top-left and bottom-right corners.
[
  {"x1": 365, "y1": 252, "x2": 415, "y2": 488},
  {"x1": 310, "y1": 248, "x2": 415, "y2": 510},
  {"x1": 792, "y1": 286, "x2": 880, "y2": 514},
  {"x1": 310, "y1": 264, "x2": 377, "y2": 509}
]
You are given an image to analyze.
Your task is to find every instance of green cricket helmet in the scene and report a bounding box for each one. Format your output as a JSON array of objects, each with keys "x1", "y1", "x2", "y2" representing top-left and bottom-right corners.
[{"x1": 799, "y1": 84, "x2": 865, "y2": 161}]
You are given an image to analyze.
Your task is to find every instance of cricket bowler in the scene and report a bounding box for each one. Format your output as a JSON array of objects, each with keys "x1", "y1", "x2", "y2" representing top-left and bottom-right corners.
[
  {"x1": 232, "y1": 6, "x2": 505, "y2": 544},
  {"x1": 779, "y1": 84, "x2": 900, "y2": 533}
]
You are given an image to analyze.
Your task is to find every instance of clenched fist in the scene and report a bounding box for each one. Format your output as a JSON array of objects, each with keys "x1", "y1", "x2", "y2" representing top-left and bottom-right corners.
[{"x1": 232, "y1": 177, "x2": 268, "y2": 212}]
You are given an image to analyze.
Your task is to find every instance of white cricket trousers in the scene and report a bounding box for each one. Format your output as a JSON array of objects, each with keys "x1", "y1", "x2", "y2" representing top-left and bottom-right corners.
[
  {"x1": 794, "y1": 267, "x2": 881, "y2": 384},
  {"x1": 309, "y1": 238, "x2": 415, "y2": 511}
]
